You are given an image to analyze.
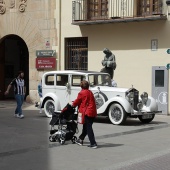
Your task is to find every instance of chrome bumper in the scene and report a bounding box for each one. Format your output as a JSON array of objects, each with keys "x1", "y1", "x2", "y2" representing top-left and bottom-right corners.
[{"x1": 131, "y1": 110, "x2": 162, "y2": 116}]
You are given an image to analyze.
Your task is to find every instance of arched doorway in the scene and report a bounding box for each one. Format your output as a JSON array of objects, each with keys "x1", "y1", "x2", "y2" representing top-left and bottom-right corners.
[{"x1": 0, "y1": 34, "x2": 29, "y2": 100}]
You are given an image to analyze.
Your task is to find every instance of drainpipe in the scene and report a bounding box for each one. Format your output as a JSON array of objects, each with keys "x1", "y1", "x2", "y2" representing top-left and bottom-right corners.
[{"x1": 58, "y1": 0, "x2": 61, "y2": 70}]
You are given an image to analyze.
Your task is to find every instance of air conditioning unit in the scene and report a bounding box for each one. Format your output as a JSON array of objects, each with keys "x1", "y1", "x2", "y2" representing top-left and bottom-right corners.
[
  {"x1": 109, "y1": 0, "x2": 137, "y2": 18},
  {"x1": 72, "y1": 1, "x2": 82, "y2": 21}
]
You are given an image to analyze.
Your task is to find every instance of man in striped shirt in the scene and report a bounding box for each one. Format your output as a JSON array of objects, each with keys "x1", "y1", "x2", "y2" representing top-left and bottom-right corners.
[{"x1": 5, "y1": 71, "x2": 26, "y2": 119}]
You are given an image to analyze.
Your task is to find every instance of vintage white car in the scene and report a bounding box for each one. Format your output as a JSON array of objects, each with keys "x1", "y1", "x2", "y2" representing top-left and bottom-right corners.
[{"x1": 40, "y1": 70, "x2": 161, "y2": 125}]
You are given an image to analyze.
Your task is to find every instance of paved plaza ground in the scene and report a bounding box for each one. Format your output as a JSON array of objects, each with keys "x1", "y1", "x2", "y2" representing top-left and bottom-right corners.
[{"x1": 0, "y1": 101, "x2": 170, "y2": 170}]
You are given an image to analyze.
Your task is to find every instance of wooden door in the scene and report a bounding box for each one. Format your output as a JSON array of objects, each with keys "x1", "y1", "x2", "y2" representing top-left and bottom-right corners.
[
  {"x1": 139, "y1": 0, "x2": 161, "y2": 16},
  {"x1": 0, "y1": 40, "x2": 5, "y2": 100},
  {"x1": 140, "y1": 0, "x2": 153, "y2": 16},
  {"x1": 87, "y1": 0, "x2": 108, "y2": 20}
]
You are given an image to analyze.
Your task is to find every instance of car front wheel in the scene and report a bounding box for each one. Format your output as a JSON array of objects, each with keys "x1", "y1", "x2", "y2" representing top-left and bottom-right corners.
[
  {"x1": 44, "y1": 99, "x2": 55, "y2": 118},
  {"x1": 108, "y1": 103, "x2": 127, "y2": 125},
  {"x1": 138, "y1": 114, "x2": 155, "y2": 123}
]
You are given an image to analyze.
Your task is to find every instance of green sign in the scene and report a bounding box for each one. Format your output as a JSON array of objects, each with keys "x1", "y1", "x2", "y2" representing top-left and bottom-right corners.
[
  {"x1": 167, "y1": 49, "x2": 170, "y2": 54},
  {"x1": 36, "y1": 50, "x2": 56, "y2": 57},
  {"x1": 166, "y1": 63, "x2": 170, "y2": 69}
]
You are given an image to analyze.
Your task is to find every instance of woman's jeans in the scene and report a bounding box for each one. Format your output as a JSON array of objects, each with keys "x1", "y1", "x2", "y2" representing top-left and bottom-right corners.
[
  {"x1": 15, "y1": 94, "x2": 25, "y2": 115},
  {"x1": 79, "y1": 115, "x2": 97, "y2": 145}
]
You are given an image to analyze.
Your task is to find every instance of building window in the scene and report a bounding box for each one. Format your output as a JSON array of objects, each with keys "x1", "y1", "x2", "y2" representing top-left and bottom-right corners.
[{"x1": 65, "y1": 37, "x2": 88, "y2": 70}]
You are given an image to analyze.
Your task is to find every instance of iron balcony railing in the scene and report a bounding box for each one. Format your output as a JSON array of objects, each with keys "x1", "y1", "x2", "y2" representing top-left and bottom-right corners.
[{"x1": 72, "y1": 0, "x2": 164, "y2": 24}]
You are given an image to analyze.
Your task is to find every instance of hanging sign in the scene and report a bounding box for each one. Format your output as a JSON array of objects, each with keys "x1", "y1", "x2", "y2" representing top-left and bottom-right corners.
[
  {"x1": 36, "y1": 50, "x2": 56, "y2": 57},
  {"x1": 36, "y1": 57, "x2": 56, "y2": 69}
]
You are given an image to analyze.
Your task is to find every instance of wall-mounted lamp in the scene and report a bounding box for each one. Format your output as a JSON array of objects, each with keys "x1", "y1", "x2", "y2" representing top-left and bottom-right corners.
[
  {"x1": 166, "y1": 0, "x2": 170, "y2": 5},
  {"x1": 166, "y1": 0, "x2": 170, "y2": 18}
]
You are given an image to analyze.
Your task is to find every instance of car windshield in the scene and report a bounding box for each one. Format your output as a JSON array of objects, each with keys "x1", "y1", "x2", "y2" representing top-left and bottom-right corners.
[{"x1": 88, "y1": 74, "x2": 111, "y2": 86}]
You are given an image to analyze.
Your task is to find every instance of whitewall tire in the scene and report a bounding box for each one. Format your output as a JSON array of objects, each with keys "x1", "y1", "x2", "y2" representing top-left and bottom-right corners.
[
  {"x1": 108, "y1": 103, "x2": 127, "y2": 125},
  {"x1": 44, "y1": 99, "x2": 55, "y2": 118}
]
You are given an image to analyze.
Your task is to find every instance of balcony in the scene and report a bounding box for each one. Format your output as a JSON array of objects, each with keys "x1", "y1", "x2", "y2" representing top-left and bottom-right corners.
[{"x1": 72, "y1": 0, "x2": 167, "y2": 25}]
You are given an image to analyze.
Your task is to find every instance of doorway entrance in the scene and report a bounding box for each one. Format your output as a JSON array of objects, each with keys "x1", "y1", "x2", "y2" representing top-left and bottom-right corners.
[{"x1": 0, "y1": 34, "x2": 29, "y2": 100}]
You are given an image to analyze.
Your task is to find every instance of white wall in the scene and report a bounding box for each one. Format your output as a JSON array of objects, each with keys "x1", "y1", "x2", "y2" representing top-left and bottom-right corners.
[{"x1": 60, "y1": 0, "x2": 170, "y2": 113}]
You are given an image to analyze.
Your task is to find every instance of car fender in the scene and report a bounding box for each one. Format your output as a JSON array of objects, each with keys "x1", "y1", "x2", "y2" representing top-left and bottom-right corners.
[
  {"x1": 141, "y1": 96, "x2": 158, "y2": 112},
  {"x1": 42, "y1": 93, "x2": 61, "y2": 111},
  {"x1": 97, "y1": 96, "x2": 132, "y2": 114}
]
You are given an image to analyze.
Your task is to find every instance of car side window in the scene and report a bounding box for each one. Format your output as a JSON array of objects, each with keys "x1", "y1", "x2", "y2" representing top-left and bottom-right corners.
[
  {"x1": 56, "y1": 75, "x2": 68, "y2": 86},
  {"x1": 72, "y1": 75, "x2": 85, "y2": 86},
  {"x1": 97, "y1": 75, "x2": 103, "y2": 85},
  {"x1": 45, "y1": 74, "x2": 54, "y2": 85},
  {"x1": 89, "y1": 75, "x2": 95, "y2": 86}
]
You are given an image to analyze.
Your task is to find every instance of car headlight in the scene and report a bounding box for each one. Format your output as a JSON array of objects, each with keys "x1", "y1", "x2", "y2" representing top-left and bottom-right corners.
[
  {"x1": 126, "y1": 92, "x2": 134, "y2": 102},
  {"x1": 137, "y1": 102, "x2": 143, "y2": 110},
  {"x1": 140, "y1": 92, "x2": 148, "y2": 104}
]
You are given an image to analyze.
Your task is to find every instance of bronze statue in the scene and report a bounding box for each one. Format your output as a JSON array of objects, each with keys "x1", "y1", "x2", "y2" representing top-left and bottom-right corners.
[{"x1": 101, "y1": 48, "x2": 116, "y2": 79}]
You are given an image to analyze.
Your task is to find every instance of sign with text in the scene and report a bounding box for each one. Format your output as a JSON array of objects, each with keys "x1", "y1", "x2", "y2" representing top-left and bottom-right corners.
[
  {"x1": 36, "y1": 57, "x2": 56, "y2": 69},
  {"x1": 36, "y1": 50, "x2": 56, "y2": 57}
]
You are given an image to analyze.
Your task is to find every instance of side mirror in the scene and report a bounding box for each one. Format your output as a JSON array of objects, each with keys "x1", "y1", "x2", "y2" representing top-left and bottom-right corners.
[{"x1": 66, "y1": 83, "x2": 71, "y2": 92}]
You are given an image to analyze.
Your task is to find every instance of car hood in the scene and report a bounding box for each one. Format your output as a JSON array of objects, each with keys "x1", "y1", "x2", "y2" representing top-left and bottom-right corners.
[{"x1": 90, "y1": 86, "x2": 129, "y2": 93}]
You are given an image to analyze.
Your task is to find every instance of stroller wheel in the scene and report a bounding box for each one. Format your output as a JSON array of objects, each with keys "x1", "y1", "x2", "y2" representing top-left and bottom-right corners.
[
  {"x1": 49, "y1": 136, "x2": 56, "y2": 142},
  {"x1": 71, "y1": 136, "x2": 77, "y2": 144},
  {"x1": 58, "y1": 137, "x2": 65, "y2": 145}
]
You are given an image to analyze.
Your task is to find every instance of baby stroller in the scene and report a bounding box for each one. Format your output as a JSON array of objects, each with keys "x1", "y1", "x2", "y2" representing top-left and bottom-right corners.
[{"x1": 49, "y1": 103, "x2": 78, "y2": 145}]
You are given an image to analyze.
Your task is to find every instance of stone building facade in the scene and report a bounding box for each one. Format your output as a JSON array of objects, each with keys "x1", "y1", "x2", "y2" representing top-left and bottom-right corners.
[{"x1": 0, "y1": 0, "x2": 57, "y2": 102}]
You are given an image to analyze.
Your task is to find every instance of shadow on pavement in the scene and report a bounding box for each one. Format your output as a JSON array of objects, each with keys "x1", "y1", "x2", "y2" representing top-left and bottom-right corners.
[
  {"x1": 97, "y1": 143, "x2": 123, "y2": 148},
  {"x1": 94, "y1": 116, "x2": 168, "y2": 127}
]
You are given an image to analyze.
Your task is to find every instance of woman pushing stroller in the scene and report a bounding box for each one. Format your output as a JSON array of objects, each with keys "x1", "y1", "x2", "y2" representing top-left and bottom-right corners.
[{"x1": 72, "y1": 80, "x2": 98, "y2": 149}]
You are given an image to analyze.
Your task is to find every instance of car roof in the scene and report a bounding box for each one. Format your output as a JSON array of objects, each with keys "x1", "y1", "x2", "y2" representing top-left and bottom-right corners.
[{"x1": 43, "y1": 70, "x2": 109, "y2": 75}]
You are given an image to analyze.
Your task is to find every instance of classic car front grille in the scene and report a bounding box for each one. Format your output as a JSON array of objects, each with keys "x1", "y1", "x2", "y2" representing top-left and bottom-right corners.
[
  {"x1": 133, "y1": 90, "x2": 139, "y2": 111},
  {"x1": 126, "y1": 88, "x2": 139, "y2": 111}
]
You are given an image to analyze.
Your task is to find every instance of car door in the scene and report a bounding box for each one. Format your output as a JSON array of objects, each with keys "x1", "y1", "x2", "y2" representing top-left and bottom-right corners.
[
  {"x1": 43, "y1": 73, "x2": 56, "y2": 97},
  {"x1": 69, "y1": 74, "x2": 86, "y2": 103},
  {"x1": 55, "y1": 74, "x2": 70, "y2": 109}
]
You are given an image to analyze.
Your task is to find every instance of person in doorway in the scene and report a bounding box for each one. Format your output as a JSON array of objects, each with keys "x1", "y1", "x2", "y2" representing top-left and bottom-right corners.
[
  {"x1": 37, "y1": 80, "x2": 43, "y2": 113},
  {"x1": 5, "y1": 71, "x2": 26, "y2": 119},
  {"x1": 72, "y1": 80, "x2": 98, "y2": 149}
]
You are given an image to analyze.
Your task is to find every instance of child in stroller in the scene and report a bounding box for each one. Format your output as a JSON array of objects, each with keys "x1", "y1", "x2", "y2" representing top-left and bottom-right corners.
[{"x1": 49, "y1": 103, "x2": 78, "y2": 145}]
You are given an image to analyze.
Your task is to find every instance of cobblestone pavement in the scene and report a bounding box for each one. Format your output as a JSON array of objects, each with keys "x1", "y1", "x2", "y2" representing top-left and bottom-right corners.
[{"x1": 0, "y1": 100, "x2": 170, "y2": 170}]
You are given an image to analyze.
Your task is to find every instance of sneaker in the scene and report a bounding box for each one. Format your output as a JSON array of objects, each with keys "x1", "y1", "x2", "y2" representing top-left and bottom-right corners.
[
  {"x1": 88, "y1": 144, "x2": 98, "y2": 149},
  {"x1": 35, "y1": 102, "x2": 39, "y2": 107},
  {"x1": 14, "y1": 114, "x2": 19, "y2": 118},
  {"x1": 19, "y1": 115, "x2": 24, "y2": 119},
  {"x1": 75, "y1": 139, "x2": 83, "y2": 146}
]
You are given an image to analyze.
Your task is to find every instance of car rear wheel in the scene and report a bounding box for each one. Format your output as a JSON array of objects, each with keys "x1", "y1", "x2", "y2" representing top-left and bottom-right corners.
[
  {"x1": 108, "y1": 103, "x2": 127, "y2": 125},
  {"x1": 44, "y1": 99, "x2": 55, "y2": 118},
  {"x1": 138, "y1": 114, "x2": 155, "y2": 123}
]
